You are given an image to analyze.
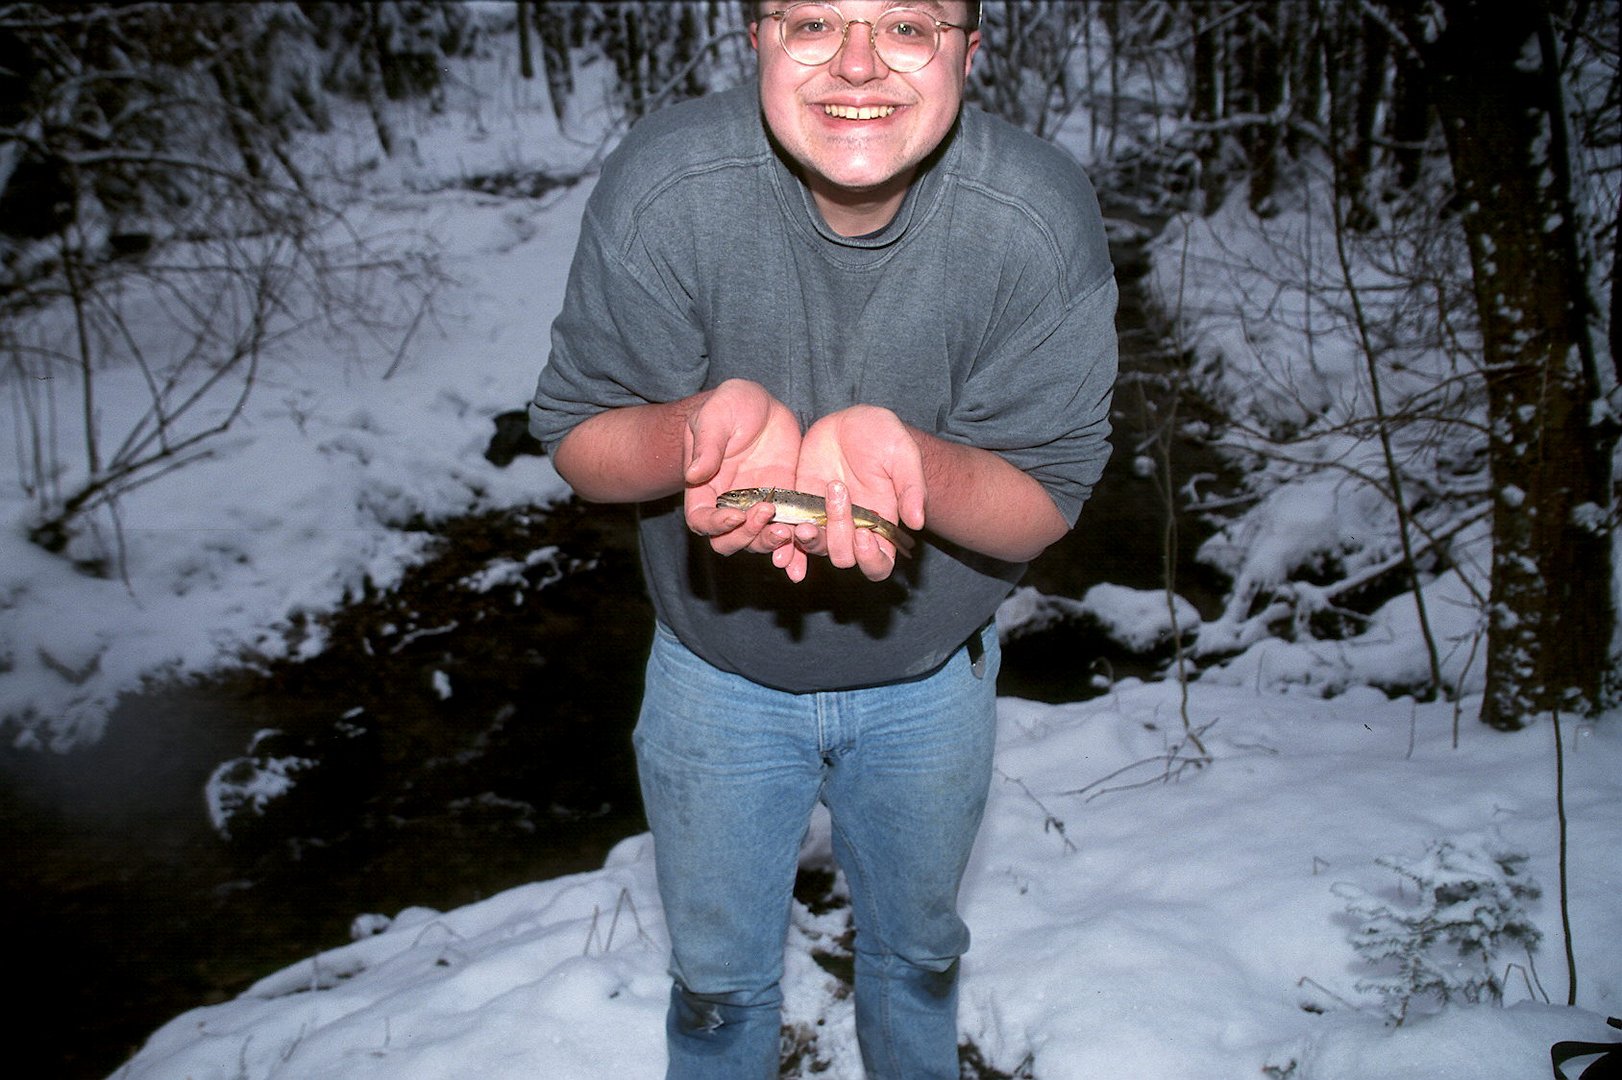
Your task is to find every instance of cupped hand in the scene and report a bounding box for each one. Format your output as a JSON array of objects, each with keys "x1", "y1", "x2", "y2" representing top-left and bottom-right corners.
[
  {"x1": 681, "y1": 379, "x2": 806, "y2": 573},
  {"x1": 791, "y1": 405, "x2": 926, "y2": 582}
]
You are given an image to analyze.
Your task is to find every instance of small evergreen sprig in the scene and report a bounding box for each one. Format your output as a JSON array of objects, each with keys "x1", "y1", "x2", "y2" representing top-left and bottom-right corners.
[{"x1": 1334, "y1": 837, "x2": 1542, "y2": 1025}]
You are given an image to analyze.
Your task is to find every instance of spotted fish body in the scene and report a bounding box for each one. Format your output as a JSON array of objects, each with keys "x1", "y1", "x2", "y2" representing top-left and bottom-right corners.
[{"x1": 716, "y1": 487, "x2": 916, "y2": 556}]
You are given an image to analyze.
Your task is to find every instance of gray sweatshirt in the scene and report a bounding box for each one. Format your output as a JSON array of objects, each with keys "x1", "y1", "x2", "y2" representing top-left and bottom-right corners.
[{"x1": 530, "y1": 84, "x2": 1117, "y2": 693}]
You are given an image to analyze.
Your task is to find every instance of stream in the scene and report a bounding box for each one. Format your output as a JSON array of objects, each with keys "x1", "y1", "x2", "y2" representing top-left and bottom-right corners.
[{"x1": 1, "y1": 202, "x2": 1236, "y2": 1080}]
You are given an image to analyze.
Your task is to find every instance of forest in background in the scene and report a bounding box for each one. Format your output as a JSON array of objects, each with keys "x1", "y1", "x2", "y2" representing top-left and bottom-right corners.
[{"x1": 1, "y1": 0, "x2": 1618, "y2": 734}]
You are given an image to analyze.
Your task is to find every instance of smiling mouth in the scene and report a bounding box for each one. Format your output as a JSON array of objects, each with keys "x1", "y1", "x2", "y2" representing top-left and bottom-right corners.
[{"x1": 824, "y1": 104, "x2": 897, "y2": 120}]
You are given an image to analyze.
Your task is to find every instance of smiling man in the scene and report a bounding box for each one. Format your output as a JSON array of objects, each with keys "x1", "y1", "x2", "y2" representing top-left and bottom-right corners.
[
  {"x1": 755, "y1": 0, "x2": 978, "y2": 234},
  {"x1": 528, "y1": 3, "x2": 1117, "y2": 1076}
]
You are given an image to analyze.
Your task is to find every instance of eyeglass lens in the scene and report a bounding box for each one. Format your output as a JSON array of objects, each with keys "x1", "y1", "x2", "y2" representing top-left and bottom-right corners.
[{"x1": 778, "y1": 4, "x2": 942, "y2": 72}]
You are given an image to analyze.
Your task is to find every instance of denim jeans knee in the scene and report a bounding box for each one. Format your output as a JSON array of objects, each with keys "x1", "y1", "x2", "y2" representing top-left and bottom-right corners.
[
  {"x1": 827, "y1": 622, "x2": 1000, "y2": 1079},
  {"x1": 635, "y1": 623, "x2": 1000, "y2": 1080},
  {"x1": 664, "y1": 980, "x2": 783, "y2": 1080},
  {"x1": 635, "y1": 626, "x2": 821, "y2": 1079}
]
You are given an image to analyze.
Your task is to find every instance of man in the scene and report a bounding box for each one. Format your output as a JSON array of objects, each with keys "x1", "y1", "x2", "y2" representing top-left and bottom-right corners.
[{"x1": 528, "y1": 2, "x2": 1116, "y2": 1076}]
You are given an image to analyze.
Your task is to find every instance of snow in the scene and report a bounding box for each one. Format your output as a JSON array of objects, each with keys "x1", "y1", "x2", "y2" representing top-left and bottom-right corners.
[
  {"x1": 1, "y1": 50, "x2": 590, "y2": 751},
  {"x1": 0, "y1": 29, "x2": 1615, "y2": 1080},
  {"x1": 115, "y1": 683, "x2": 1622, "y2": 1079},
  {"x1": 204, "y1": 728, "x2": 317, "y2": 837}
]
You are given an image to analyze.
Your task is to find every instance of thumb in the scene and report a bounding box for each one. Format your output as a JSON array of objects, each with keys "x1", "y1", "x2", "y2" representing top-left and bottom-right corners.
[
  {"x1": 684, "y1": 410, "x2": 724, "y2": 485},
  {"x1": 897, "y1": 478, "x2": 926, "y2": 531}
]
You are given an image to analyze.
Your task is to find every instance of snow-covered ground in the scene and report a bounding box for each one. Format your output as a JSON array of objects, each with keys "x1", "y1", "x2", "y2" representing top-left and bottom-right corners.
[
  {"x1": 1, "y1": 50, "x2": 601, "y2": 751},
  {"x1": 0, "y1": 30, "x2": 1616, "y2": 1080},
  {"x1": 115, "y1": 681, "x2": 1622, "y2": 1079}
]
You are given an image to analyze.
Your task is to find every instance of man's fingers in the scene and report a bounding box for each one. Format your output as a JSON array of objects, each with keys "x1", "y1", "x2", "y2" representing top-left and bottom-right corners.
[
  {"x1": 748, "y1": 523, "x2": 794, "y2": 554},
  {"x1": 772, "y1": 540, "x2": 808, "y2": 582},
  {"x1": 684, "y1": 434, "x2": 711, "y2": 483},
  {"x1": 791, "y1": 520, "x2": 825, "y2": 556},
  {"x1": 687, "y1": 505, "x2": 744, "y2": 536},
  {"x1": 687, "y1": 479, "x2": 899, "y2": 582},
  {"x1": 683, "y1": 410, "x2": 718, "y2": 484},
  {"x1": 896, "y1": 480, "x2": 926, "y2": 532},
  {"x1": 852, "y1": 526, "x2": 897, "y2": 582},
  {"x1": 822, "y1": 481, "x2": 857, "y2": 568},
  {"x1": 688, "y1": 501, "x2": 777, "y2": 556}
]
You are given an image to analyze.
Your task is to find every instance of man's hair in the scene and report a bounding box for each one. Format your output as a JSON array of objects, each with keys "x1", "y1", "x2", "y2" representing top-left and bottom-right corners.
[{"x1": 755, "y1": 2, "x2": 983, "y2": 29}]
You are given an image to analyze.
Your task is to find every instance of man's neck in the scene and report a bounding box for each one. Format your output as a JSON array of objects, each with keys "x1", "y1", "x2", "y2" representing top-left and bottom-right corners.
[{"x1": 808, "y1": 170, "x2": 916, "y2": 237}]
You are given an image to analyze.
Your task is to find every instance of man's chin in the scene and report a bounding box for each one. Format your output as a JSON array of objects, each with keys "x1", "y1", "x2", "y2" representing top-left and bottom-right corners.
[{"x1": 804, "y1": 161, "x2": 916, "y2": 199}]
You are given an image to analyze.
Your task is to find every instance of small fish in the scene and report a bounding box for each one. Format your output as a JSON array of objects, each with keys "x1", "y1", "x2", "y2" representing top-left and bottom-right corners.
[{"x1": 716, "y1": 486, "x2": 915, "y2": 556}]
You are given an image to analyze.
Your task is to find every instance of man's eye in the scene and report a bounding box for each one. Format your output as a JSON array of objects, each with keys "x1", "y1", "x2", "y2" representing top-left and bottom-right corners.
[
  {"x1": 791, "y1": 17, "x2": 834, "y2": 34},
  {"x1": 888, "y1": 21, "x2": 923, "y2": 38}
]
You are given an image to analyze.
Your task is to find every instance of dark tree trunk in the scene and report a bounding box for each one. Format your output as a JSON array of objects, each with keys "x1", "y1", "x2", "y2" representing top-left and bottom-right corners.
[
  {"x1": 1189, "y1": 1, "x2": 1225, "y2": 211},
  {"x1": 1237, "y1": 2, "x2": 1284, "y2": 215},
  {"x1": 1387, "y1": 21, "x2": 1429, "y2": 190},
  {"x1": 517, "y1": 0, "x2": 535, "y2": 80},
  {"x1": 1343, "y1": 6, "x2": 1386, "y2": 226},
  {"x1": 537, "y1": 0, "x2": 575, "y2": 123},
  {"x1": 1424, "y1": 0, "x2": 1617, "y2": 729}
]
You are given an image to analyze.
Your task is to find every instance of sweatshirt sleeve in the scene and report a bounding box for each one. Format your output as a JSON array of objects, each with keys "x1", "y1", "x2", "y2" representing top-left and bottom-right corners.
[
  {"x1": 939, "y1": 230, "x2": 1118, "y2": 527},
  {"x1": 527, "y1": 196, "x2": 709, "y2": 454}
]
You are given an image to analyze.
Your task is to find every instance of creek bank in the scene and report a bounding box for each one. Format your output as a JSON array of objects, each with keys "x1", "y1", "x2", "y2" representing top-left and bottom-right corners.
[
  {"x1": 3, "y1": 498, "x2": 656, "y2": 1080},
  {"x1": 0, "y1": 199, "x2": 1238, "y2": 1080},
  {"x1": 997, "y1": 198, "x2": 1236, "y2": 702}
]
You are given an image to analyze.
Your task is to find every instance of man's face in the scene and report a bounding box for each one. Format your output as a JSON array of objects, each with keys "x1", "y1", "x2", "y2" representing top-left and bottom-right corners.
[{"x1": 751, "y1": 1, "x2": 979, "y2": 224}]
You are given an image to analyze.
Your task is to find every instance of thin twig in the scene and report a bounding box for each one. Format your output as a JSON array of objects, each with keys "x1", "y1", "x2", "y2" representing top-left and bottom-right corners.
[
  {"x1": 1553, "y1": 709, "x2": 1577, "y2": 1006},
  {"x1": 995, "y1": 769, "x2": 1077, "y2": 853},
  {"x1": 1061, "y1": 725, "x2": 1217, "y2": 803},
  {"x1": 1296, "y1": 975, "x2": 1365, "y2": 1013}
]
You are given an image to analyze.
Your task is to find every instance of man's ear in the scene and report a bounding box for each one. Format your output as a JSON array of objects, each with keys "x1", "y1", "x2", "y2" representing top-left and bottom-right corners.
[
  {"x1": 962, "y1": 31, "x2": 980, "y2": 76},
  {"x1": 749, "y1": 21, "x2": 760, "y2": 51}
]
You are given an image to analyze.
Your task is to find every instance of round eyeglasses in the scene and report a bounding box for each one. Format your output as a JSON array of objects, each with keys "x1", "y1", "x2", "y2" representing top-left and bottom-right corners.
[{"x1": 762, "y1": 3, "x2": 972, "y2": 73}]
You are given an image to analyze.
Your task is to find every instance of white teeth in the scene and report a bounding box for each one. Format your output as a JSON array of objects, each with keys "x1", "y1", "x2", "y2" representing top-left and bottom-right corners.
[{"x1": 824, "y1": 104, "x2": 896, "y2": 120}]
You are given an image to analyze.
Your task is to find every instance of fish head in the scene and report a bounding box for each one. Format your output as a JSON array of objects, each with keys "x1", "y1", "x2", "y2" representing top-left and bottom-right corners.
[{"x1": 715, "y1": 487, "x2": 773, "y2": 510}]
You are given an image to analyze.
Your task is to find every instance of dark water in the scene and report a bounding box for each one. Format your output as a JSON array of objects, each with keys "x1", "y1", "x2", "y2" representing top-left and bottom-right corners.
[
  {"x1": 2, "y1": 501, "x2": 656, "y2": 1080},
  {"x1": 997, "y1": 205, "x2": 1233, "y2": 701},
  {"x1": 0, "y1": 206, "x2": 1234, "y2": 1080}
]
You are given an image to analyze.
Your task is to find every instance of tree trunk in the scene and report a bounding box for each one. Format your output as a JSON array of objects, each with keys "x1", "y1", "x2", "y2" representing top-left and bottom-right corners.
[
  {"x1": 1343, "y1": 5, "x2": 1386, "y2": 227},
  {"x1": 1387, "y1": 22, "x2": 1428, "y2": 190},
  {"x1": 1241, "y1": 1, "x2": 1285, "y2": 216},
  {"x1": 1189, "y1": 1, "x2": 1225, "y2": 212},
  {"x1": 517, "y1": 0, "x2": 534, "y2": 80},
  {"x1": 536, "y1": 0, "x2": 574, "y2": 124},
  {"x1": 1424, "y1": 0, "x2": 1617, "y2": 729}
]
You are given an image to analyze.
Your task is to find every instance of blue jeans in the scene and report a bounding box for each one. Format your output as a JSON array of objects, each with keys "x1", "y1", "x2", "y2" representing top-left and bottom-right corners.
[{"x1": 633, "y1": 621, "x2": 1000, "y2": 1080}]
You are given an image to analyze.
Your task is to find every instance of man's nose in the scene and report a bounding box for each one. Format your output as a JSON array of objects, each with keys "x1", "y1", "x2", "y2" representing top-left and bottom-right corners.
[{"x1": 830, "y1": 20, "x2": 887, "y2": 82}]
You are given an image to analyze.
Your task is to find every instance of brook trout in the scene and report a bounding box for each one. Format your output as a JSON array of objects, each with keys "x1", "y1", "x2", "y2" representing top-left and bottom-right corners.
[{"x1": 716, "y1": 487, "x2": 915, "y2": 556}]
